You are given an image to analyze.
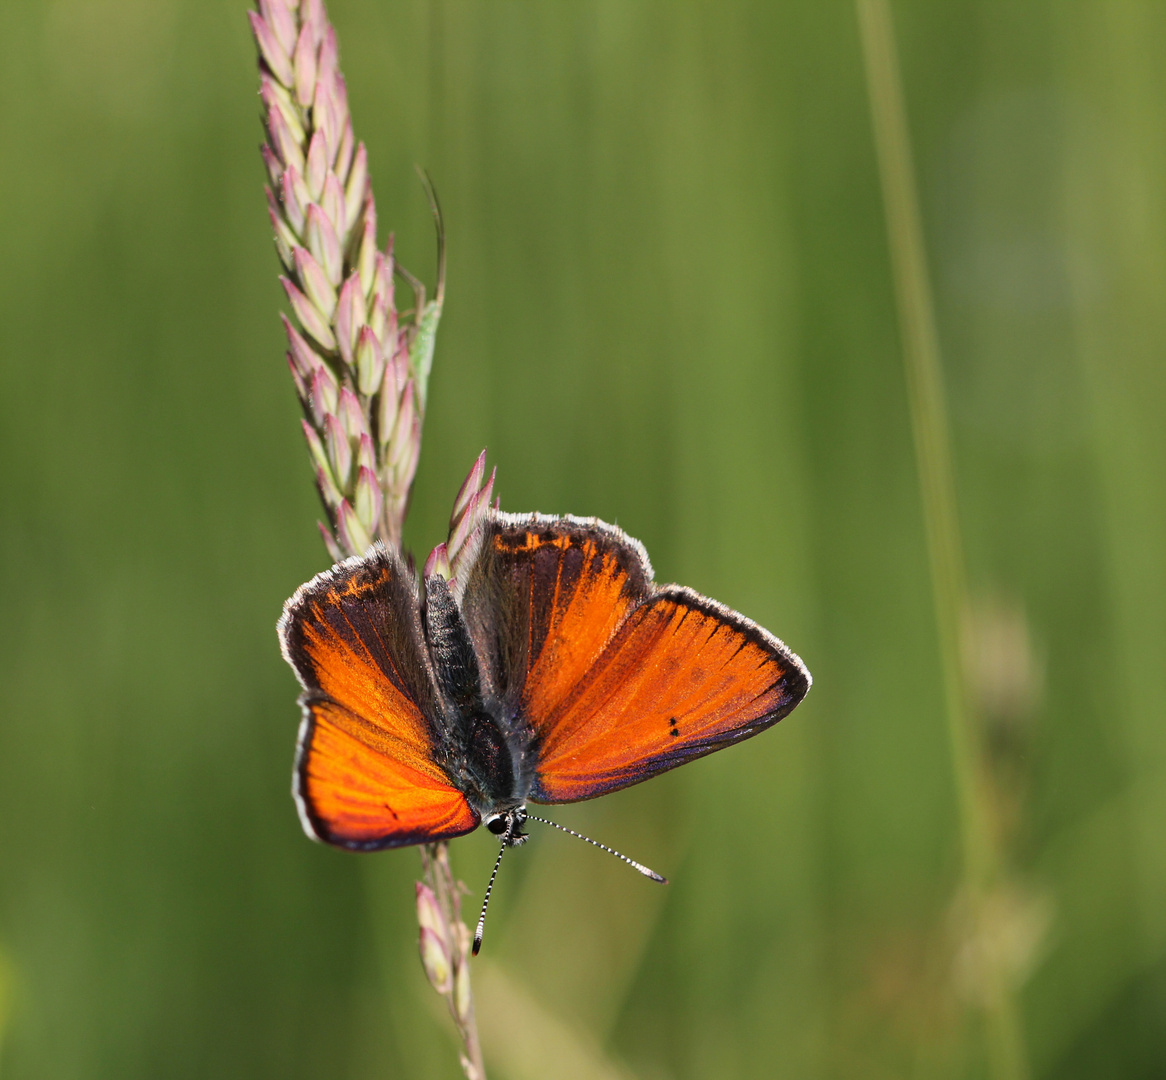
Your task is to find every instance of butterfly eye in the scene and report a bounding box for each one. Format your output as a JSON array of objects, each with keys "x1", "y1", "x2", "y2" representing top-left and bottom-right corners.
[{"x1": 485, "y1": 814, "x2": 509, "y2": 836}]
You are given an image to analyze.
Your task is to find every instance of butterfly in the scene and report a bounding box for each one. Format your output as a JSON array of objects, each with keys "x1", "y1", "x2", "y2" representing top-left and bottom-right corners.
[{"x1": 278, "y1": 511, "x2": 810, "y2": 946}]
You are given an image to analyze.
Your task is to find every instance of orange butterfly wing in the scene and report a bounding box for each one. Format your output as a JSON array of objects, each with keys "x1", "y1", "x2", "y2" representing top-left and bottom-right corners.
[
  {"x1": 460, "y1": 514, "x2": 810, "y2": 803},
  {"x1": 278, "y1": 548, "x2": 479, "y2": 849}
]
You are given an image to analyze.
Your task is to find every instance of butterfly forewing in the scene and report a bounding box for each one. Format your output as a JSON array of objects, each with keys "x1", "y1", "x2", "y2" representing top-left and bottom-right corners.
[
  {"x1": 459, "y1": 514, "x2": 652, "y2": 716},
  {"x1": 461, "y1": 513, "x2": 810, "y2": 804},
  {"x1": 279, "y1": 547, "x2": 480, "y2": 849}
]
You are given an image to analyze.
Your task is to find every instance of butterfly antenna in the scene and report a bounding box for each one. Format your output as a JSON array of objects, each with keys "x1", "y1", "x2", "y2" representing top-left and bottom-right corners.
[
  {"x1": 524, "y1": 814, "x2": 668, "y2": 883},
  {"x1": 473, "y1": 824, "x2": 512, "y2": 956}
]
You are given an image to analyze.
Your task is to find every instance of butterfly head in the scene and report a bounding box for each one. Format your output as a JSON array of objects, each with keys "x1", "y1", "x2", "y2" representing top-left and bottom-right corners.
[{"x1": 483, "y1": 805, "x2": 529, "y2": 847}]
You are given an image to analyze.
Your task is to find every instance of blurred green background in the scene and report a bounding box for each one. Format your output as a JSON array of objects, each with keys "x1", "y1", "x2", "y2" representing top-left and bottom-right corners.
[{"x1": 1, "y1": 1, "x2": 1164, "y2": 1077}]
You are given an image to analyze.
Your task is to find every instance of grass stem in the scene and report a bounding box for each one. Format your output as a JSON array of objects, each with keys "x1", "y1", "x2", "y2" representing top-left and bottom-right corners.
[{"x1": 855, "y1": 2, "x2": 1028, "y2": 1077}]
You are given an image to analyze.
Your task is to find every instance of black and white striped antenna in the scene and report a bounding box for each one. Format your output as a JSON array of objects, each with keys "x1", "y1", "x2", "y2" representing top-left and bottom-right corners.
[
  {"x1": 472, "y1": 817, "x2": 514, "y2": 956},
  {"x1": 524, "y1": 813, "x2": 667, "y2": 883},
  {"x1": 472, "y1": 809, "x2": 667, "y2": 956}
]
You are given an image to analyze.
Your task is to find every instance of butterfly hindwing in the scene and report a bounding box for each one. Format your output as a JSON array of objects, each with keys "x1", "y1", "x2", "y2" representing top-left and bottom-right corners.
[
  {"x1": 460, "y1": 513, "x2": 810, "y2": 803},
  {"x1": 278, "y1": 547, "x2": 480, "y2": 849},
  {"x1": 526, "y1": 584, "x2": 809, "y2": 801}
]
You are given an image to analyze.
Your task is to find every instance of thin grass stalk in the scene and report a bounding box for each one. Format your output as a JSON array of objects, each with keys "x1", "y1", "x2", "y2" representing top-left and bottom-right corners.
[
  {"x1": 419, "y1": 845, "x2": 487, "y2": 1079},
  {"x1": 414, "y1": 454, "x2": 495, "y2": 1080},
  {"x1": 414, "y1": 836, "x2": 486, "y2": 1080},
  {"x1": 249, "y1": 3, "x2": 480, "y2": 1075},
  {"x1": 854, "y1": 2, "x2": 1028, "y2": 1078}
]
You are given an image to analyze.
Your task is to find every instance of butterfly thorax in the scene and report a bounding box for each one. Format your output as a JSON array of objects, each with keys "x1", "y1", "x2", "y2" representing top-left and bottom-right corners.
[{"x1": 424, "y1": 575, "x2": 532, "y2": 818}]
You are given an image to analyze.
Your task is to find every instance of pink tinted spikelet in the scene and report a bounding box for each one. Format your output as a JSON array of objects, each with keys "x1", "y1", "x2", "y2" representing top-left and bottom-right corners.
[{"x1": 251, "y1": 0, "x2": 444, "y2": 555}]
